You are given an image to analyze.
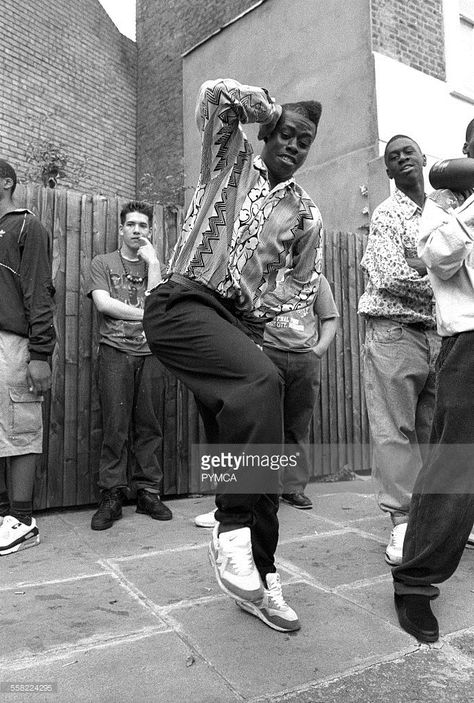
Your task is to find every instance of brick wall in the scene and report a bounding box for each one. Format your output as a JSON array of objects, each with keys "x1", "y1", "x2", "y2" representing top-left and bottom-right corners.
[
  {"x1": 137, "y1": 0, "x2": 260, "y2": 205},
  {"x1": 0, "y1": 0, "x2": 137, "y2": 196},
  {"x1": 371, "y1": 0, "x2": 446, "y2": 80}
]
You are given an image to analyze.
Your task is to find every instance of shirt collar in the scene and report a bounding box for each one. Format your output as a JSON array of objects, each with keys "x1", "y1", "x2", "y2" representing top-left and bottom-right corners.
[
  {"x1": 394, "y1": 188, "x2": 423, "y2": 219},
  {"x1": 253, "y1": 155, "x2": 296, "y2": 193}
]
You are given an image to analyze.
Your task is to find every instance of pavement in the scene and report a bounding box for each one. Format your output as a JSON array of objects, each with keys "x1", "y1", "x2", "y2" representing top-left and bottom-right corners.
[{"x1": 1, "y1": 478, "x2": 474, "y2": 703}]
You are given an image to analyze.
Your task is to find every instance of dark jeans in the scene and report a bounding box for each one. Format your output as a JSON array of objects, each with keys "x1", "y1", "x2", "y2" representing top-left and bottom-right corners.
[
  {"x1": 264, "y1": 346, "x2": 321, "y2": 494},
  {"x1": 143, "y1": 279, "x2": 283, "y2": 579},
  {"x1": 393, "y1": 331, "x2": 474, "y2": 598},
  {"x1": 97, "y1": 344, "x2": 166, "y2": 493}
]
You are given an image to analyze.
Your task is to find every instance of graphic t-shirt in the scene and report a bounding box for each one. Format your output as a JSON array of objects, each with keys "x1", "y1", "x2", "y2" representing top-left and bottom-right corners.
[
  {"x1": 264, "y1": 275, "x2": 339, "y2": 352},
  {"x1": 87, "y1": 250, "x2": 149, "y2": 355}
]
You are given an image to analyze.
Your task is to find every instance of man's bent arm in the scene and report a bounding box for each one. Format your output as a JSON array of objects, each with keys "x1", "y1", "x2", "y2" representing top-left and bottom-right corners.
[
  {"x1": 91, "y1": 290, "x2": 144, "y2": 321},
  {"x1": 418, "y1": 195, "x2": 474, "y2": 280},
  {"x1": 196, "y1": 78, "x2": 281, "y2": 184}
]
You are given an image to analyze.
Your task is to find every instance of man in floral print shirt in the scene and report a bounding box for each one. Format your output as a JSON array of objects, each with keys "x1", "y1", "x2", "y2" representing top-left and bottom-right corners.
[{"x1": 358, "y1": 135, "x2": 440, "y2": 566}]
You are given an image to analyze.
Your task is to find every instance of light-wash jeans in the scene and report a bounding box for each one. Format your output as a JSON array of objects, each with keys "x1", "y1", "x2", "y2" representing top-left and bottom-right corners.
[{"x1": 362, "y1": 318, "x2": 440, "y2": 524}]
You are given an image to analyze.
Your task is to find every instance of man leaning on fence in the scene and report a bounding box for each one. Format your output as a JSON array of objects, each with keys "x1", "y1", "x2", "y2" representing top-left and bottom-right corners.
[
  {"x1": 358, "y1": 135, "x2": 440, "y2": 566},
  {"x1": 87, "y1": 201, "x2": 172, "y2": 531},
  {"x1": 0, "y1": 159, "x2": 55, "y2": 557}
]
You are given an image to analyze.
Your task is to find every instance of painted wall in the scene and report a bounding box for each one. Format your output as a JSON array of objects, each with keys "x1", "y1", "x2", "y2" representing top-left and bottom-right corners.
[
  {"x1": 374, "y1": 52, "x2": 474, "y2": 177},
  {"x1": 0, "y1": 0, "x2": 136, "y2": 196},
  {"x1": 182, "y1": 0, "x2": 378, "y2": 233}
]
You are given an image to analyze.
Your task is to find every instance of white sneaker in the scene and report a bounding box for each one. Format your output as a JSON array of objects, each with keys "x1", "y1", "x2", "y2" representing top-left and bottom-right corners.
[
  {"x1": 385, "y1": 522, "x2": 408, "y2": 565},
  {"x1": 466, "y1": 532, "x2": 474, "y2": 549},
  {"x1": 237, "y1": 572, "x2": 300, "y2": 632},
  {"x1": 194, "y1": 509, "x2": 217, "y2": 528},
  {"x1": 208, "y1": 525, "x2": 263, "y2": 602},
  {"x1": 0, "y1": 515, "x2": 40, "y2": 556}
]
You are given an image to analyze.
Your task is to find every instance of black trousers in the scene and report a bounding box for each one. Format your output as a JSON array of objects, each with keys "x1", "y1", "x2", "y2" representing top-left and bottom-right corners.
[
  {"x1": 143, "y1": 279, "x2": 283, "y2": 579},
  {"x1": 393, "y1": 331, "x2": 474, "y2": 597}
]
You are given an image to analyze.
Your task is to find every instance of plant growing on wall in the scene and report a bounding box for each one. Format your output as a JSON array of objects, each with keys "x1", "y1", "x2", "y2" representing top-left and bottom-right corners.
[{"x1": 24, "y1": 138, "x2": 69, "y2": 188}]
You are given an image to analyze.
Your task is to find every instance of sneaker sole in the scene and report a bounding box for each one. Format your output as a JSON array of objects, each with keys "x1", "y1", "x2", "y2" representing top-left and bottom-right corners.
[
  {"x1": 281, "y1": 498, "x2": 312, "y2": 510},
  {"x1": 236, "y1": 599, "x2": 301, "y2": 632},
  {"x1": 136, "y1": 507, "x2": 173, "y2": 521},
  {"x1": 385, "y1": 552, "x2": 402, "y2": 566},
  {"x1": 194, "y1": 520, "x2": 217, "y2": 528},
  {"x1": 208, "y1": 542, "x2": 263, "y2": 603},
  {"x1": 0, "y1": 532, "x2": 40, "y2": 556},
  {"x1": 91, "y1": 514, "x2": 122, "y2": 531}
]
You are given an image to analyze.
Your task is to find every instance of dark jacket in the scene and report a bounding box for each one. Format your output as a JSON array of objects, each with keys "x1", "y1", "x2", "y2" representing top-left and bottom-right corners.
[{"x1": 0, "y1": 209, "x2": 55, "y2": 360}]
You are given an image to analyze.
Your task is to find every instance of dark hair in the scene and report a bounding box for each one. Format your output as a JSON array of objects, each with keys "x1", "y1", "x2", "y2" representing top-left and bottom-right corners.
[
  {"x1": 120, "y1": 200, "x2": 153, "y2": 226},
  {"x1": 281, "y1": 100, "x2": 322, "y2": 134},
  {"x1": 384, "y1": 134, "x2": 422, "y2": 163},
  {"x1": 466, "y1": 118, "x2": 474, "y2": 142},
  {"x1": 0, "y1": 159, "x2": 17, "y2": 196}
]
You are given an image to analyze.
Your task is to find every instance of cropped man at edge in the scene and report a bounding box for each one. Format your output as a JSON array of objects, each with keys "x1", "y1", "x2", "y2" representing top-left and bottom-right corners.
[
  {"x1": 358, "y1": 135, "x2": 440, "y2": 566},
  {"x1": 143, "y1": 78, "x2": 323, "y2": 632},
  {"x1": 392, "y1": 117, "x2": 474, "y2": 644},
  {"x1": 0, "y1": 159, "x2": 55, "y2": 556}
]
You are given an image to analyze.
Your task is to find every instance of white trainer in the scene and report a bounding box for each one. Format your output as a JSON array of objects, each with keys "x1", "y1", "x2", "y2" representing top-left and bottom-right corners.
[
  {"x1": 0, "y1": 515, "x2": 40, "y2": 556},
  {"x1": 194, "y1": 509, "x2": 217, "y2": 528},
  {"x1": 385, "y1": 522, "x2": 408, "y2": 565},
  {"x1": 237, "y1": 572, "x2": 300, "y2": 632},
  {"x1": 208, "y1": 525, "x2": 263, "y2": 602},
  {"x1": 466, "y1": 532, "x2": 474, "y2": 549}
]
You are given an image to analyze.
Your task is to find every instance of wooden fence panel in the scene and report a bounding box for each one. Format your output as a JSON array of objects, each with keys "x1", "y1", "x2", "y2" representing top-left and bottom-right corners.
[{"x1": 11, "y1": 185, "x2": 370, "y2": 509}]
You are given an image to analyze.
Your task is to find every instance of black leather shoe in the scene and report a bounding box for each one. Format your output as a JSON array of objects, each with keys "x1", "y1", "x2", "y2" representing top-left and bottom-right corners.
[
  {"x1": 394, "y1": 593, "x2": 439, "y2": 643},
  {"x1": 281, "y1": 493, "x2": 313, "y2": 509},
  {"x1": 136, "y1": 490, "x2": 172, "y2": 520},
  {"x1": 91, "y1": 488, "x2": 123, "y2": 531}
]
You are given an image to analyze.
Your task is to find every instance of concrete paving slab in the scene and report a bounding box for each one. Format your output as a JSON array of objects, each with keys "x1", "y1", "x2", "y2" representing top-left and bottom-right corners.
[
  {"x1": 0, "y1": 631, "x2": 242, "y2": 703},
  {"x1": 171, "y1": 581, "x2": 412, "y2": 699},
  {"x1": 306, "y1": 478, "x2": 374, "y2": 496},
  {"x1": 254, "y1": 646, "x2": 474, "y2": 703},
  {"x1": 59, "y1": 506, "x2": 210, "y2": 560},
  {"x1": 276, "y1": 504, "x2": 342, "y2": 541},
  {"x1": 307, "y1": 492, "x2": 379, "y2": 524},
  {"x1": 349, "y1": 514, "x2": 391, "y2": 542},
  {"x1": 277, "y1": 531, "x2": 389, "y2": 588},
  {"x1": 0, "y1": 521, "x2": 103, "y2": 589},
  {"x1": 114, "y1": 544, "x2": 222, "y2": 605},
  {"x1": 450, "y1": 630, "x2": 474, "y2": 659},
  {"x1": 0, "y1": 574, "x2": 166, "y2": 665},
  {"x1": 343, "y1": 555, "x2": 474, "y2": 639}
]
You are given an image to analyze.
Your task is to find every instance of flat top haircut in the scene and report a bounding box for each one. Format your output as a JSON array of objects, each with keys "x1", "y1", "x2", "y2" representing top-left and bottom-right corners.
[
  {"x1": 281, "y1": 101, "x2": 322, "y2": 135},
  {"x1": 120, "y1": 200, "x2": 153, "y2": 226}
]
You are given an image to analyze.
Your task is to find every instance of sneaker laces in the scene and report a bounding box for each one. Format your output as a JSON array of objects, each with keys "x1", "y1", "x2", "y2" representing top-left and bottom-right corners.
[
  {"x1": 265, "y1": 574, "x2": 286, "y2": 608},
  {"x1": 101, "y1": 491, "x2": 121, "y2": 509},
  {"x1": 390, "y1": 524, "x2": 407, "y2": 550},
  {"x1": 221, "y1": 538, "x2": 254, "y2": 576}
]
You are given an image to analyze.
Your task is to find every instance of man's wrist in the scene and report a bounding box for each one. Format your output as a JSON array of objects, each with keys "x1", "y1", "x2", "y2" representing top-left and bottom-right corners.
[{"x1": 29, "y1": 352, "x2": 50, "y2": 363}]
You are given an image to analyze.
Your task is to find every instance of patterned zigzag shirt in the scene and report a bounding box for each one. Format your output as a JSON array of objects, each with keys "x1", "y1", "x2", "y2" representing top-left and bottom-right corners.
[{"x1": 167, "y1": 78, "x2": 323, "y2": 318}]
